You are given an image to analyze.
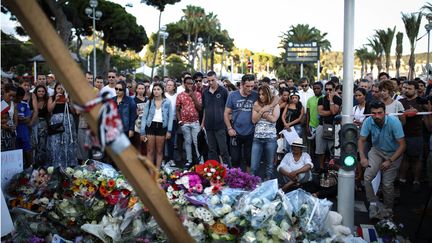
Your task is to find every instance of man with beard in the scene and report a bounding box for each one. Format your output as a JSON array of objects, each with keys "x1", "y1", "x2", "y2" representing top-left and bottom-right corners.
[
  {"x1": 358, "y1": 100, "x2": 406, "y2": 219},
  {"x1": 398, "y1": 80, "x2": 427, "y2": 192}
]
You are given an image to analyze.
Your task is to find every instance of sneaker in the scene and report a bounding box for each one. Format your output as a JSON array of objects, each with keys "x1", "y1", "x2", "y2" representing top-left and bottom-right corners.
[
  {"x1": 369, "y1": 203, "x2": 379, "y2": 220},
  {"x1": 168, "y1": 160, "x2": 176, "y2": 167},
  {"x1": 184, "y1": 161, "x2": 192, "y2": 169},
  {"x1": 412, "y1": 181, "x2": 421, "y2": 193}
]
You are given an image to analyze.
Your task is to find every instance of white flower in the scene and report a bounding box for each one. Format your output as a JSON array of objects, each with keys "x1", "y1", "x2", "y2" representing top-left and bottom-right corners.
[
  {"x1": 207, "y1": 172, "x2": 212, "y2": 177},
  {"x1": 73, "y1": 170, "x2": 83, "y2": 178},
  {"x1": 221, "y1": 195, "x2": 231, "y2": 204},
  {"x1": 65, "y1": 167, "x2": 74, "y2": 176},
  {"x1": 221, "y1": 204, "x2": 232, "y2": 214},
  {"x1": 242, "y1": 231, "x2": 256, "y2": 243},
  {"x1": 47, "y1": 167, "x2": 54, "y2": 174},
  {"x1": 217, "y1": 176, "x2": 221, "y2": 180},
  {"x1": 204, "y1": 168, "x2": 208, "y2": 172},
  {"x1": 210, "y1": 195, "x2": 220, "y2": 205},
  {"x1": 256, "y1": 230, "x2": 267, "y2": 242},
  {"x1": 210, "y1": 168, "x2": 216, "y2": 173},
  {"x1": 39, "y1": 197, "x2": 49, "y2": 205},
  {"x1": 222, "y1": 212, "x2": 238, "y2": 225},
  {"x1": 280, "y1": 220, "x2": 291, "y2": 231},
  {"x1": 197, "y1": 223, "x2": 205, "y2": 230}
]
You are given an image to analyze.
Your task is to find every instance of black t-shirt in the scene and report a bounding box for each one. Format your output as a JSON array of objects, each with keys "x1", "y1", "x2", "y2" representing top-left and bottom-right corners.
[
  {"x1": 202, "y1": 85, "x2": 228, "y2": 130},
  {"x1": 399, "y1": 97, "x2": 425, "y2": 137},
  {"x1": 285, "y1": 102, "x2": 303, "y2": 123},
  {"x1": 318, "y1": 95, "x2": 342, "y2": 125}
]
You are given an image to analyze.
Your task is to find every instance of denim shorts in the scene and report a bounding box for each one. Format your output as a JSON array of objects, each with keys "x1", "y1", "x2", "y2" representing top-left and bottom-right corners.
[{"x1": 146, "y1": 122, "x2": 167, "y2": 136}]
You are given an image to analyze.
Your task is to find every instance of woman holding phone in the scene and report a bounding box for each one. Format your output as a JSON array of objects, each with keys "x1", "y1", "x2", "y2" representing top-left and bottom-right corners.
[{"x1": 47, "y1": 82, "x2": 77, "y2": 167}]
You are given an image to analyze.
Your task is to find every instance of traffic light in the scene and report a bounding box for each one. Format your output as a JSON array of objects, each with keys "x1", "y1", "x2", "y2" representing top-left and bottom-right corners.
[{"x1": 339, "y1": 123, "x2": 358, "y2": 170}]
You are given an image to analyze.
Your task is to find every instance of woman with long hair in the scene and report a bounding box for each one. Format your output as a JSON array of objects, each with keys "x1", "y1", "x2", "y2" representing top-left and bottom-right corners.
[
  {"x1": 46, "y1": 82, "x2": 77, "y2": 167},
  {"x1": 282, "y1": 92, "x2": 304, "y2": 138},
  {"x1": 140, "y1": 83, "x2": 174, "y2": 169},
  {"x1": 353, "y1": 88, "x2": 367, "y2": 127},
  {"x1": 113, "y1": 81, "x2": 137, "y2": 138},
  {"x1": 164, "y1": 79, "x2": 178, "y2": 165},
  {"x1": 31, "y1": 85, "x2": 50, "y2": 165},
  {"x1": 132, "y1": 82, "x2": 147, "y2": 154},
  {"x1": 276, "y1": 88, "x2": 290, "y2": 134},
  {"x1": 251, "y1": 85, "x2": 280, "y2": 180},
  {"x1": 223, "y1": 79, "x2": 237, "y2": 92}
]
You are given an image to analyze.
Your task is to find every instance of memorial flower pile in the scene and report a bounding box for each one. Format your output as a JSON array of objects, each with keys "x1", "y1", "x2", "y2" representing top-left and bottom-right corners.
[{"x1": 4, "y1": 159, "x2": 357, "y2": 242}]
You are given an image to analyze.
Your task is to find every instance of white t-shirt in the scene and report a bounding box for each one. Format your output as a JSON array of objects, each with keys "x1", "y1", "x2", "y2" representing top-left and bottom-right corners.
[
  {"x1": 298, "y1": 88, "x2": 314, "y2": 111},
  {"x1": 165, "y1": 92, "x2": 177, "y2": 118},
  {"x1": 386, "y1": 99, "x2": 405, "y2": 115},
  {"x1": 153, "y1": 107, "x2": 163, "y2": 122},
  {"x1": 100, "y1": 85, "x2": 116, "y2": 98},
  {"x1": 352, "y1": 105, "x2": 366, "y2": 124},
  {"x1": 277, "y1": 152, "x2": 314, "y2": 179}
]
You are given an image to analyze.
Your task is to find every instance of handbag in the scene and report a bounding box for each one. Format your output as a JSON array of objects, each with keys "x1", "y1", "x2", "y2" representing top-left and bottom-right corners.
[
  {"x1": 322, "y1": 123, "x2": 335, "y2": 140},
  {"x1": 47, "y1": 122, "x2": 64, "y2": 135},
  {"x1": 47, "y1": 103, "x2": 70, "y2": 136}
]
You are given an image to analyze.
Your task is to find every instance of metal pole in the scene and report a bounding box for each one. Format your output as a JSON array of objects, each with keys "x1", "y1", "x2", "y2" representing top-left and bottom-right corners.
[
  {"x1": 338, "y1": 0, "x2": 355, "y2": 231},
  {"x1": 300, "y1": 63, "x2": 304, "y2": 77},
  {"x1": 427, "y1": 28, "x2": 430, "y2": 82},
  {"x1": 162, "y1": 35, "x2": 167, "y2": 77},
  {"x1": 230, "y1": 57, "x2": 234, "y2": 81},
  {"x1": 151, "y1": 31, "x2": 161, "y2": 79},
  {"x1": 92, "y1": 7, "x2": 97, "y2": 86},
  {"x1": 33, "y1": 60, "x2": 37, "y2": 84},
  {"x1": 87, "y1": 55, "x2": 90, "y2": 72},
  {"x1": 317, "y1": 60, "x2": 321, "y2": 81}
]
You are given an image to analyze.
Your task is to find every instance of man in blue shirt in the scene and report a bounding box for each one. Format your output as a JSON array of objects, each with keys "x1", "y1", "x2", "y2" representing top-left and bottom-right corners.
[
  {"x1": 358, "y1": 100, "x2": 406, "y2": 220},
  {"x1": 224, "y1": 74, "x2": 259, "y2": 170}
]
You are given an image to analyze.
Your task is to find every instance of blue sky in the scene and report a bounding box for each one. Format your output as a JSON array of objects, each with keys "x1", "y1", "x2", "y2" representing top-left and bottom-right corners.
[{"x1": 2, "y1": 0, "x2": 430, "y2": 56}]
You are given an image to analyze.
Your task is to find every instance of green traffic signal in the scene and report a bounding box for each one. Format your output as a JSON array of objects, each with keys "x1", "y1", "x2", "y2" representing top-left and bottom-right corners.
[{"x1": 344, "y1": 155, "x2": 356, "y2": 167}]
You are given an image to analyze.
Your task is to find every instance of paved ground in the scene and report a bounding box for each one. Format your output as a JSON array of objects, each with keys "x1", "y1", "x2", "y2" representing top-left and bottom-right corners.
[{"x1": 340, "y1": 181, "x2": 432, "y2": 242}]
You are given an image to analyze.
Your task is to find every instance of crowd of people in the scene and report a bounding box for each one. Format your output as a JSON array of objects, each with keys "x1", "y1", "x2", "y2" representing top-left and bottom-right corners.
[{"x1": 2, "y1": 69, "x2": 432, "y2": 221}]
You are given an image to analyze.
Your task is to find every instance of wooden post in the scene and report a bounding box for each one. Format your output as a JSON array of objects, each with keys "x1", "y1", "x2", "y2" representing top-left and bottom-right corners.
[{"x1": 3, "y1": 0, "x2": 193, "y2": 242}]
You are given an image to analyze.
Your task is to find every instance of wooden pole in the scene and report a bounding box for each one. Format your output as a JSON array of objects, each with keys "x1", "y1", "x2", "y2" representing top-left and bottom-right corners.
[{"x1": 3, "y1": 0, "x2": 193, "y2": 242}]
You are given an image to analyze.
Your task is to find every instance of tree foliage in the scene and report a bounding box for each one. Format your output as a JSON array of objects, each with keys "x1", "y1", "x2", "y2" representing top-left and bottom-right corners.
[
  {"x1": 1, "y1": 31, "x2": 37, "y2": 72},
  {"x1": 141, "y1": 0, "x2": 181, "y2": 11},
  {"x1": 375, "y1": 27, "x2": 396, "y2": 73},
  {"x1": 401, "y1": 12, "x2": 422, "y2": 79},
  {"x1": 395, "y1": 32, "x2": 403, "y2": 78}
]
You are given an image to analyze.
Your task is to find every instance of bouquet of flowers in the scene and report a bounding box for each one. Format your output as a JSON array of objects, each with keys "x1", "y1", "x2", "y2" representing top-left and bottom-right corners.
[
  {"x1": 375, "y1": 219, "x2": 402, "y2": 239},
  {"x1": 224, "y1": 167, "x2": 261, "y2": 190},
  {"x1": 195, "y1": 160, "x2": 227, "y2": 183}
]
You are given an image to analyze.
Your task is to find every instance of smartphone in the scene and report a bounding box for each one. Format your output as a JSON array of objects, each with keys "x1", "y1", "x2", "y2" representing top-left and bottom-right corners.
[{"x1": 58, "y1": 94, "x2": 66, "y2": 103}]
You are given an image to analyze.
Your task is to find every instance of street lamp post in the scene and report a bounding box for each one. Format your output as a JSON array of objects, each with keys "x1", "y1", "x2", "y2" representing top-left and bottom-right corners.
[
  {"x1": 425, "y1": 13, "x2": 432, "y2": 82},
  {"x1": 159, "y1": 27, "x2": 169, "y2": 77},
  {"x1": 85, "y1": 0, "x2": 102, "y2": 85}
]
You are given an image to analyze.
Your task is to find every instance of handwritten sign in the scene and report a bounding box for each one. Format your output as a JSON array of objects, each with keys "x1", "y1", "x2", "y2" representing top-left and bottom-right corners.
[
  {"x1": 1, "y1": 190, "x2": 14, "y2": 237},
  {"x1": 1, "y1": 149, "x2": 23, "y2": 192}
]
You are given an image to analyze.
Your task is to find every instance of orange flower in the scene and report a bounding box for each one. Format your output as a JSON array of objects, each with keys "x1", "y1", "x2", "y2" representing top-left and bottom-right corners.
[
  {"x1": 71, "y1": 185, "x2": 80, "y2": 193},
  {"x1": 128, "y1": 196, "x2": 138, "y2": 208},
  {"x1": 99, "y1": 184, "x2": 109, "y2": 197},
  {"x1": 211, "y1": 222, "x2": 228, "y2": 234},
  {"x1": 108, "y1": 179, "x2": 116, "y2": 188}
]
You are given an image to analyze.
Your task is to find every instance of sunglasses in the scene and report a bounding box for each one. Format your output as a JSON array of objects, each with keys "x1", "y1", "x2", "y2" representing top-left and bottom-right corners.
[
  {"x1": 115, "y1": 88, "x2": 123, "y2": 91},
  {"x1": 325, "y1": 88, "x2": 333, "y2": 91},
  {"x1": 108, "y1": 76, "x2": 116, "y2": 78},
  {"x1": 195, "y1": 79, "x2": 202, "y2": 82}
]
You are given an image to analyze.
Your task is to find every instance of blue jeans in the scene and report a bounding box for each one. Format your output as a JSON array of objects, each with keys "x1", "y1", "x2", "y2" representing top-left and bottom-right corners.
[
  {"x1": 251, "y1": 137, "x2": 277, "y2": 180},
  {"x1": 181, "y1": 121, "x2": 201, "y2": 163}
]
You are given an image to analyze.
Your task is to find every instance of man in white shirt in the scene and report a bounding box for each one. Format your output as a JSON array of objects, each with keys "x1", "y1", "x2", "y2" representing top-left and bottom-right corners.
[
  {"x1": 100, "y1": 70, "x2": 117, "y2": 97},
  {"x1": 298, "y1": 77, "x2": 314, "y2": 111},
  {"x1": 31, "y1": 74, "x2": 54, "y2": 96}
]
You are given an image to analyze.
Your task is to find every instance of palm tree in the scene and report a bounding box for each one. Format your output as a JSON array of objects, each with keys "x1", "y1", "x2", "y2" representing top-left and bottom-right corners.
[
  {"x1": 421, "y1": 2, "x2": 432, "y2": 13},
  {"x1": 180, "y1": 5, "x2": 206, "y2": 70},
  {"x1": 375, "y1": 27, "x2": 396, "y2": 73},
  {"x1": 280, "y1": 24, "x2": 331, "y2": 51},
  {"x1": 401, "y1": 12, "x2": 422, "y2": 79},
  {"x1": 365, "y1": 51, "x2": 377, "y2": 75},
  {"x1": 395, "y1": 32, "x2": 403, "y2": 78},
  {"x1": 367, "y1": 37, "x2": 384, "y2": 74},
  {"x1": 355, "y1": 47, "x2": 369, "y2": 78}
]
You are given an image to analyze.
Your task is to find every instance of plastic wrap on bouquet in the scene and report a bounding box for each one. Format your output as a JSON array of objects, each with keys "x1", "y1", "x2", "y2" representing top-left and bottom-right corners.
[
  {"x1": 236, "y1": 179, "x2": 280, "y2": 229},
  {"x1": 208, "y1": 188, "x2": 247, "y2": 218},
  {"x1": 285, "y1": 189, "x2": 333, "y2": 235}
]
